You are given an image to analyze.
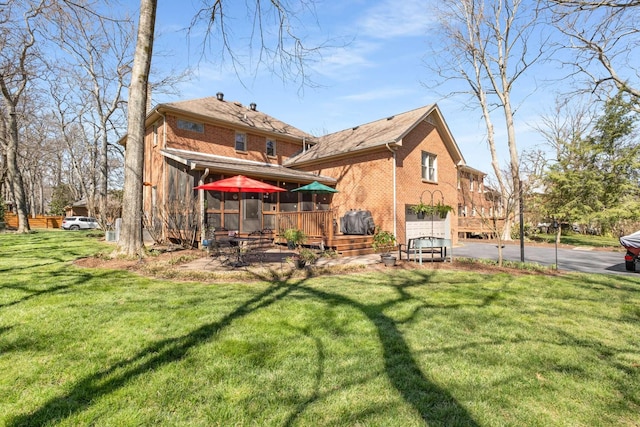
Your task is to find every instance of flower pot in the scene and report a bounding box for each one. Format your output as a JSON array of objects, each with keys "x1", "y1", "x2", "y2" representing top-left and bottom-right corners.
[
  {"x1": 380, "y1": 253, "x2": 393, "y2": 262},
  {"x1": 382, "y1": 256, "x2": 397, "y2": 267},
  {"x1": 417, "y1": 213, "x2": 425, "y2": 219},
  {"x1": 295, "y1": 259, "x2": 306, "y2": 269}
]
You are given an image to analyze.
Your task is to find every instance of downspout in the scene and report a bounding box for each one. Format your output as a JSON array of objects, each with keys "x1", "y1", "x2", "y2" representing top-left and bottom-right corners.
[
  {"x1": 199, "y1": 168, "x2": 210, "y2": 245},
  {"x1": 386, "y1": 142, "x2": 397, "y2": 238},
  {"x1": 154, "y1": 108, "x2": 167, "y2": 241}
]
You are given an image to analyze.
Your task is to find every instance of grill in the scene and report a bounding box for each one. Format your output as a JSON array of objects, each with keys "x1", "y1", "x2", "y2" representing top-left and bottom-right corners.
[{"x1": 340, "y1": 210, "x2": 375, "y2": 235}]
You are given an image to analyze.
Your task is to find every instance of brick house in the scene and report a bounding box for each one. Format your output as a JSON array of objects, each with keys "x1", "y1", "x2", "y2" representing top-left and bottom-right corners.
[
  {"x1": 457, "y1": 165, "x2": 504, "y2": 239},
  {"x1": 139, "y1": 94, "x2": 478, "y2": 251}
]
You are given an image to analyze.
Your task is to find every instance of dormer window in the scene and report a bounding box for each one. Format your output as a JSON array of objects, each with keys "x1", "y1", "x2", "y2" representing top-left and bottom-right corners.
[{"x1": 235, "y1": 132, "x2": 247, "y2": 151}]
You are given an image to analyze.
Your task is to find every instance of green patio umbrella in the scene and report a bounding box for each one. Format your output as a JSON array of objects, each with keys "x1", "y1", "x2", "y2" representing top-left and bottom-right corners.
[{"x1": 291, "y1": 181, "x2": 338, "y2": 193}]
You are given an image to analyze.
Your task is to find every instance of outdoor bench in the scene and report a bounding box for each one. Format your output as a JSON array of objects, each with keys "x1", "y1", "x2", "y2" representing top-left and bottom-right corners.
[{"x1": 398, "y1": 236, "x2": 452, "y2": 263}]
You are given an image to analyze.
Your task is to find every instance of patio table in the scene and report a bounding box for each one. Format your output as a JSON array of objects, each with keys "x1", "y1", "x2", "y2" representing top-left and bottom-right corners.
[{"x1": 227, "y1": 236, "x2": 263, "y2": 267}]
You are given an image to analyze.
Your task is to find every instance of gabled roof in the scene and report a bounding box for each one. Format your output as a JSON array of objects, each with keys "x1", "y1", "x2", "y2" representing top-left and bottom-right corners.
[
  {"x1": 148, "y1": 96, "x2": 316, "y2": 142},
  {"x1": 459, "y1": 164, "x2": 487, "y2": 176},
  {"x1": 284, "y1": 104, "x2": 465, "y2": 167},
  {"x1": 161, "y1": 148, "x2": 336, "y2": 184}
]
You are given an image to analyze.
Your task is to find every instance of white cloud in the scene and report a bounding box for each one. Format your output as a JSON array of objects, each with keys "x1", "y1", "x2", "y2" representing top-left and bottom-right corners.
[
  {"x1": 339, "y1": 87, "x2": 414, "y2": 102},
  {"x1": 358, "y1": 0, "x2": 432, "y2": 39}
]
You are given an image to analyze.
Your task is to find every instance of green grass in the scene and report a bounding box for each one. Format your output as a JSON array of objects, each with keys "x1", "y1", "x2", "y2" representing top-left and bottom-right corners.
[
  {"x1": 1, "y1": 231, "x2": 639, "y2": 426},
  {"x1": 531, "y1": 232, "x2": 620, "y2": 248}
]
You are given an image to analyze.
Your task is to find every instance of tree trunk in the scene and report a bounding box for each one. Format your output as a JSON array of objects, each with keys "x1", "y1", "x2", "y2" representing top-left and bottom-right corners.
[
  {"x1": 117, "y1": 0, "x2": 157, "y2": 256},
  {"x1": 6, "y1": 106, "x2": 31, "y2": 232}
]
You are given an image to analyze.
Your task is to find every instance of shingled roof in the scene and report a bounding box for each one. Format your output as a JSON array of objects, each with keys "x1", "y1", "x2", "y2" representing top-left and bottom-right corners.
[
  {"x1": 284, "y1": 104, "x2": 464, "y2": 166},
  {"x1": 161, "y1": 148, "x2": 336, "y2": 184},
  {"x1": 148, "y1": 95, "x2": 316, "y2": 141}
]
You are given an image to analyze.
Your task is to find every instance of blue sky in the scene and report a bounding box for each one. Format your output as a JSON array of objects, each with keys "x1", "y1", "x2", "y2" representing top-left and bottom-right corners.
[{"x1": 143, "y1": 0, "x2": 550, "y2": 173}]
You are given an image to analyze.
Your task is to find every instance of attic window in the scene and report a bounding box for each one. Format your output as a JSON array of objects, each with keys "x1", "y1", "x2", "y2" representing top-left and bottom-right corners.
[
  {"x1": 177, "y1": 119, "x2": 204, "y2": 133},
  {"x1": 421, "y1": 151, "x2": 437, "y2": 182}
]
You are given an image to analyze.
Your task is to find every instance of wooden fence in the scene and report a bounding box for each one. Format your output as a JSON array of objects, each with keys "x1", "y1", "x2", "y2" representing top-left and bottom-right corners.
[
  {"x1": 458, "y1": 217, "x2": 504, "y2": 238},
  {"x1": 3, "y1": 214, "x2": 63, "y2": 229}
]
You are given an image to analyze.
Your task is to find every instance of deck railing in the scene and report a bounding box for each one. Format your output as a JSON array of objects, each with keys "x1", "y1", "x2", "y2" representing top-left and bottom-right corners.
[
  {"x1": 458, "y1": 217, "x2": 505, "y2": 237},
  {"x1": 276, "y1": 210, "x2": 335, "y2": 241}
]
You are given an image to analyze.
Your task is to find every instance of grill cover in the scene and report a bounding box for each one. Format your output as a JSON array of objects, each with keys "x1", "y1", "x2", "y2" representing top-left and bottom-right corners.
[{"x1": 340, "y1": 210, "x2": 375, "y2": 235}]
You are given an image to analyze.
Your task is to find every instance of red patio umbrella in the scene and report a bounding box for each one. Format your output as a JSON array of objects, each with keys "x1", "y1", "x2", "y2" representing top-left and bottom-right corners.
[{"x1": 194, "y1": 175, "x2": 286, "y2": 193}]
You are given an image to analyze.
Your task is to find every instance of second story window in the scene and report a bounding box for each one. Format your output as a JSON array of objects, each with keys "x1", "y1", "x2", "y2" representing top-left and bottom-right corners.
[
  {"x1": 235, "y1": 132, "x2": 247, "y2": 151},
  {"x1": 152, "y1": 122, "x2": 158, "y2": 146},
  {"x1": 266, "y1": 138, "x2": 276, "y2": 157},
  {"x1": 421, "y1": 151, "x2": 437, "y2": 182},
  {"x1": 177, "y1": 119, "x2": 204, "y2": 133}
]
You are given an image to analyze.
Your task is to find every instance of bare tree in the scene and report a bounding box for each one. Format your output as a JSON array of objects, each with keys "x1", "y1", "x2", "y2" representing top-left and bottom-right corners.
[
  {"x1": 46, "y1": 5, "x2": 134, "y2": 221},
  {"x1": 548, "y1": 0, "x2": 640, "y2": 108},
  {"x1": 118, "y1": 0, "x2": 156, "y2": 256},
  {"x1": 427, "y1": 0, "x2": 547, "y2": 249},
  {"x1": 0, "y1": 1, "x2": 49, "y2": 232}
]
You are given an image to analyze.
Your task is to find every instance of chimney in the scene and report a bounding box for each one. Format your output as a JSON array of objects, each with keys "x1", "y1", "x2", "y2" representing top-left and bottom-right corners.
[
  {"x1": 216, "y1": 92, "x2": 224, "y2": 101},
  {"x1": 249, "y1": 102, "x2": 257, "y2": 111}
]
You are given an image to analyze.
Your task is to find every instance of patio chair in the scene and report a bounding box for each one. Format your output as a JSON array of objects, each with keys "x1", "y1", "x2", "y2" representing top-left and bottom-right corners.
[
  {"x1": 244, "y1": 230, "x2": 268, "y2": 264},
  {"x1": 211, "y1": 229, "x2": 234, "y2": 263}
]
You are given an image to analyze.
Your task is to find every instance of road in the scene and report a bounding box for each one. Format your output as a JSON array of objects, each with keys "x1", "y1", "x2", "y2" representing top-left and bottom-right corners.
[{"x1": 452, "y1": 241, "x2": 633, "y2": 276}]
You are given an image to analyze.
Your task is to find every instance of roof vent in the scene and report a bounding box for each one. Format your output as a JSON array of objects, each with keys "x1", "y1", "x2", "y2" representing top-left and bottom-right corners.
[
  {"x1": 387, "y1": 115, "x2": 395, "y2": 120},
  {"x1": 249, "y1": 102, "x2": 257, "y2": 111},
  {"x1": 216, "y1": 92, "x2": 224, "y2": 101},
  {"x1": 352, "y1": 126, "x2": 359, "y2": 130}
]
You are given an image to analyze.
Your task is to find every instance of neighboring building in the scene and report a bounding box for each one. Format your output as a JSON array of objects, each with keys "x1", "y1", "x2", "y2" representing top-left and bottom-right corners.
[
  {"x1": 457, "y1": 165, "x2": 504, "y2": 238},
  {"x1": 64, "y1": 199, "x2": 89, "y2": 217},
  {"x1": 134, "y1": 93, "x2": 489, "y2": 251}
]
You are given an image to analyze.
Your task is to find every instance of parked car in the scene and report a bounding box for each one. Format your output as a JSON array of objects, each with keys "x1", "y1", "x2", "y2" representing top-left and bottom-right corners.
[{"x1": 61, "y1": 216, "x2": 99, "y2": 230}]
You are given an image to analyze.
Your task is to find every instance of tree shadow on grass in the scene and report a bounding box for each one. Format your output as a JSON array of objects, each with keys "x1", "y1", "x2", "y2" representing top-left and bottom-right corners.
[
  {"x1": 8, "y1": 280, "x2": 296, "y2": 427},
  {"x1": 10, "y1": 267, "x2": 480, "y2": 426},
  {"x1": 283, "y1": 270, "x2": 481, "y2": 426}
]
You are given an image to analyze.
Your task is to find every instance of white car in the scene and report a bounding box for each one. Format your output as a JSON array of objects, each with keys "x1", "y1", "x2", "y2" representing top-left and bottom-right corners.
[{"x1": 61, "y1": 216, "x2": 99, "y2": 230}]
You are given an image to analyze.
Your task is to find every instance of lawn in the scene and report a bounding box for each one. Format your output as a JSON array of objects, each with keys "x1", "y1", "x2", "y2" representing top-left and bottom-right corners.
[
  {"x1": 1, "y1": 231, "x2": 639, "y2": 426},
  {"x1": 531, "y1": 232, "x2": 620, "y2": 249}
]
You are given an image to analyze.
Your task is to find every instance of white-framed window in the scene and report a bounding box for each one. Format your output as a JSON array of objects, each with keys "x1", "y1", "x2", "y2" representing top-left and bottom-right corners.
[
  {"x1": 152, "y1": 122, "x2": 158, "y2": 146},
  {"x1": 177, "y1": 119, "x2": 204, "y2": 133},
  {"x1": 266, "y1": 138, "x2": 276, "y2": 157},
  {"x1": 235, "y1": 132, "x2": 247, "y2": 151},
  {"x1": 421, "y1": 151, "x2": 437, "y2": 182},
  {"x1": 470, "y1": 176, "x2": 474, "y2": 191}
]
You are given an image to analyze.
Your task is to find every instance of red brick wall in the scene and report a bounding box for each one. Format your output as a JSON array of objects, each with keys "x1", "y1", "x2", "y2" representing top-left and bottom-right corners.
[
  {"x1": 163, "y1": 115, "x2": 302, "y2": 163},
  {"x1": 295, "y1": 120, "x2": 459, "y2": 244},
  {"x1": 143, "y1": 113, "x2": 306, "y2": 216},
  {"x1": 395, "y1": 121, "x2": 459, "y2": 243},
  {"x1": 297, "y1": 150, "x2": 395, "y2": 232}
]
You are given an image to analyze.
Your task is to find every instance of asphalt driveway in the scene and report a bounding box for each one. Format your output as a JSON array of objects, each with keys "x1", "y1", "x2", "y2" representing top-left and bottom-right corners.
[{"x1": 453, "y1": 241, "x2": 631, "y2": 275}]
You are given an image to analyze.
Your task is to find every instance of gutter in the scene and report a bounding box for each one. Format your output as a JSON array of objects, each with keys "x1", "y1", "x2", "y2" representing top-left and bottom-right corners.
[
  {"x1": 385, "y1": 142, "x2": 398, "y2": 238},
  {"x1": 154, "y1": 108, "x2": 168, "y2": 227},
  {"x1": 199, "y1": 168, "x2": 210, "y2": 244}
]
